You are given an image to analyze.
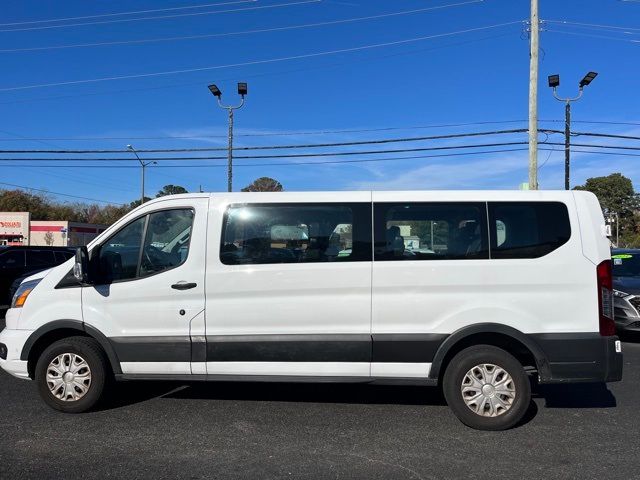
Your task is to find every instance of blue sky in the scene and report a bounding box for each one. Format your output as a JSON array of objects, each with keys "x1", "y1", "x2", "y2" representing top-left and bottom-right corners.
[{"x1": 1, "y1": 0, "x2": 639, "y2": 205}]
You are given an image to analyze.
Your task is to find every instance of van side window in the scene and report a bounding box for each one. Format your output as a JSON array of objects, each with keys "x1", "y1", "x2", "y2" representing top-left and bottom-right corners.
[
  {"x1": 97, "y1": 209, "x2": 194, "y2": 282},
  {"x1": 139, "y1": 209, "x2": 194, "y2": 277},
  {"x1": 374, "y1": 203, "x2": 489, "y2": 261},
  {"x1": 99, "y1": 216, "x2": 145, "y2": 282},
  {"x1": 488, "y1": 202, "x2": 571, "y2": 259},
  {"x1": 221, "y1": 203, "x2": 371, "y2": 265}
]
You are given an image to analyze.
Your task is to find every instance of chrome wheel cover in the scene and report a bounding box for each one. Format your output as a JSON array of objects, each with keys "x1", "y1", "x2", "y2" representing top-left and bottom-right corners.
[
  {"x1": 461, "y1": 363, "x2": 516, "y2": 417},
  {"x1": 46, "y1": 353, "x2": 92, "y2": 402}
]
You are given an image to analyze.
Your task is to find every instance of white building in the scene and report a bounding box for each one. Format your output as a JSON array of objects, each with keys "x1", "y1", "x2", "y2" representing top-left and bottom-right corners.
[{"x1": 0, "y1": 212, "x2": 107, "y2": 246}]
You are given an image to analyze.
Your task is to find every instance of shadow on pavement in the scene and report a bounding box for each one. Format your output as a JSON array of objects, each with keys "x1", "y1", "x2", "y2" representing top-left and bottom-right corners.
[
  {"x1": 103, "y1": 381, "x2": 448, "y2": 410},
  {"x1": 536, "y1": 382, "x2": 617, "y2": 408},
  {"x1": 102, "y1": 378, "x2": 616, "y2": 416}
]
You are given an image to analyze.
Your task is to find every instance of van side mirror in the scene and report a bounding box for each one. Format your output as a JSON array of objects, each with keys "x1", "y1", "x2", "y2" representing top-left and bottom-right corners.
[{"x1": 73, "y1": 246, "x2": 91, "y2": 284}]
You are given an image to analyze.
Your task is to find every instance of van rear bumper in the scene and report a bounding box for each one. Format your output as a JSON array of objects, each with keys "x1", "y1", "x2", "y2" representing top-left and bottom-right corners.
[{"x1": 532, "y1": 333, "x2": 623, "y2": 384}]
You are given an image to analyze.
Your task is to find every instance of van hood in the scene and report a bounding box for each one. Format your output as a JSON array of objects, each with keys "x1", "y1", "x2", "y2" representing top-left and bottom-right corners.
[
  {"x1": 613, "y1": 276, "x2": 640, "y2": 295},
  {"x1": 24, "y1": 268, "x2": 53, "y2": 283}
]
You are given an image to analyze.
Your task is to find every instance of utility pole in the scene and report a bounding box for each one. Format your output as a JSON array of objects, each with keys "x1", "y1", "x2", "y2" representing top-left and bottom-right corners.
[
  {"x1": 547, "y1": 72, "x2": 598, "y2": 190},
  {"x1": 528, "y1": 0, "x2": 539, "y2": 190},
  {"x1": 208, "y1": 82, "x2": 248, "y2": 192},
  {"x1": 127, "y1": 144, "x2": 156, "y2": 205}
]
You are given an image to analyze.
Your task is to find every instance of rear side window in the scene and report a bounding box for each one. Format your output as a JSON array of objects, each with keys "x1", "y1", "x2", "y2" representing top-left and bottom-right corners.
[
  {"x1": 27, "y1": 250, "x2": 56, "y2": 267},
  {"x1": 488, "y1": 202, "x2": 571, "y2": 259},
  {"x1": 54, "y1": 251, "x2": 74, "y2": 263},
  {"x1": 221, "y1": 203, "x2": 372, "y2": 265},
  {"x1": 0, "y1": 250, "x2": 25, "y2": 268},
  {"x1": 374, "y1": 203, "x2": 489, "y2": 261},
  {"x1": 612, "y1": 252, "x2": 640, "y2": 277}
]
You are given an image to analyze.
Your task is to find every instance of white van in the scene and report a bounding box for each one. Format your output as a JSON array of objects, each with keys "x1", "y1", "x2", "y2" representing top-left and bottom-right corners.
[{"x1": 0, "y1": 190, "x2": 623, "y2": 430}]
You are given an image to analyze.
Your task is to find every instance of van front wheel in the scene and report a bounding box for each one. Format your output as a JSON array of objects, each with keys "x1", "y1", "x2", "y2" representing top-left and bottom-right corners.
[
  {"x1": 442, "y1": 345, "x2": 531, "y2": 430},
  {"x1": 35, "y1": 336, "x2": 109, "y2": 413}
]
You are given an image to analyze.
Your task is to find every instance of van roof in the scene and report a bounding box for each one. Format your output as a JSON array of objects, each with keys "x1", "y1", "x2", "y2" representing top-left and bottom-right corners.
[{"x1": 140, "y1": 189, "x2": 590, "y2": 205}]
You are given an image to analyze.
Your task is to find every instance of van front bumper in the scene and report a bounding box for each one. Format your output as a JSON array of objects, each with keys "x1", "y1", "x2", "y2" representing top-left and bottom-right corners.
[
  {"x1": 0, "y1": 328, "x2": 33, "y2": 380},
  {"x1": 533, "y1": 333, "x2": 623, "y2": 384}
]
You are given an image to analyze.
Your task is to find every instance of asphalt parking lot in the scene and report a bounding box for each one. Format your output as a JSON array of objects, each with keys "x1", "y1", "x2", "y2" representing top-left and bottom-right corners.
[{"x1": 1, "y1": 315, "x2": 639, "y2": 480}]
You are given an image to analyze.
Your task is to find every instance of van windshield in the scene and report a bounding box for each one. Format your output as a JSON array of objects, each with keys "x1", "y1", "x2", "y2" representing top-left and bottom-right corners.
[{"x1": 612, "y1": 252, "x2": 640, "y2": 277}]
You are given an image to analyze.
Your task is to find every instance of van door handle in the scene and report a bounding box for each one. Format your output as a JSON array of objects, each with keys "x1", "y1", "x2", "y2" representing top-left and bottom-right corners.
[{"x1": 171, "y1": 282, "x2": 197, "y2": 290}]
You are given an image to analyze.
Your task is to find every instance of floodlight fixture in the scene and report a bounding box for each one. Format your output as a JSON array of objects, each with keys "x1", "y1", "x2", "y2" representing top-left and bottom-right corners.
[
  {"x1": 207, "y1": 81, "x2": 248, "y2": 193},
  {"x1": 548, "y1": 74, "x2": 560, "y2": 88},
  {"x1": 579, "y1": 71, "x2": 598, "y2": 88},
  {"x1": 208, "y1": 84, "x2": 222, "y2": 98}
]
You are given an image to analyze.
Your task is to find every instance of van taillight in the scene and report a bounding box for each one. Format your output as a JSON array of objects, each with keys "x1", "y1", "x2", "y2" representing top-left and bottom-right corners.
[{"x1": 597, "y1": 260, "x2": 615, "y2": 336}]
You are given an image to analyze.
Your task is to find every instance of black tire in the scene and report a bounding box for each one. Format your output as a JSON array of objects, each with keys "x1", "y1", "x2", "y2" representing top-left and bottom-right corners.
[
  {"x1": 442, "y1": 345, "x2": 531, "y2": 431},
  {"x1": 35, "y1": 336, "x2": 109, "y2": 413}
]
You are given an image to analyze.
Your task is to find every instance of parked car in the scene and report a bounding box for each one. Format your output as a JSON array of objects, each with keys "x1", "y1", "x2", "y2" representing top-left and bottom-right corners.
[
  {"x1": 0, "y1": 246, "x2": 75, "y2": 306},
  {"x1": 612, "y1": 248, "x2": 640, "y2": 333},
  {"x1": 0, "y1": 191, "x2": 623, "y2": 430}
]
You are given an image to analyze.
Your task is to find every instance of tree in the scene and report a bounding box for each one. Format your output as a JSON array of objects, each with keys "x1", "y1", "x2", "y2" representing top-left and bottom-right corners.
[
  {"x1": 156, "y1": 185, "x2": 188, "y2": 197},
  {"x1": 0, "y1": 190, "x2": 52, "y2": 219},
  {"x1": 43, "y1": 231, "x2": 54, "y2": 246},
  {"x1": 241, "y1": 177, "x2": 284, "y2": 192},
  {"x1": 574, "y1": 173, "x2": 640, "y2": 246},
  {"x1": 129, "y1": 197, "x2": 152, "y2": 209}
]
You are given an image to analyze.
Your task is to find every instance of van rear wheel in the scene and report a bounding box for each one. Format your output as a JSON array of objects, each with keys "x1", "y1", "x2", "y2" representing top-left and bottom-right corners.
[
  {"x1": 35, "y1": 336, "x2": 109, "y2": 413},
  {"x1": 442, "y1": 345, "x2": 531, "y2": 431}
]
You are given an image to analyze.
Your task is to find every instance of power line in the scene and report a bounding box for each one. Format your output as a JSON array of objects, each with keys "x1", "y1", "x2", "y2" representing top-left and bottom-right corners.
[
  {"x1": 5, "y1": 139, "x2": 640, "y2": 163},
  {"x1": 2, "y1": 119, "x2": 639, "y2": 142},
  {"x1": 0, "y1": 129, "x2": 532, "y2": 153},
  {"x1": 0, "y1": 182, "x2": 117, "y2": 204},
  {"x1": 0, "y1": 31, "x2": 513, "y2": 105},
  {"x1": 6, "y1": 130, "x2": 640, "y2": 157},
  {"x1": 0, "y1": 147, "x2": 533, "y2": 168},
  {"x1": 0, "y1": 142, "x2": 533, "y2": 161},
  {"x1": 0, "y1": 1, "x2": 483, "y2": 53},
  {"x1": 4, "y1": 146, "x2": 640, "y2": 170},
  {"x1": 2, "y1": 147, "x2": 635, "y2": 203},
  {"x1": 4, "y1": 145, "x2": 640, "y2": 171},
  {"x1": 571, "y1": 130, "x2": 640, "y2": 141},
  {"x1": 545, "y1": 29, "x2": 640, "y2": 44},
  {"x1": 0, "y1": 21, "x2": 524, "y2": 92},
  {"x1": 0, "y1": 121, "x2": 531, "y2": 141},
  {"x1": 545, "y1": 119, "x2": 640, "y2": 126},
  {"x1": 0, "y1": 1, "x2": 253, "y2": 27},
  {"x1": 545, "y1": 19, "x2": 640, "y2": 32},
  {"x1": 0, "y1": 1, "x2": 319, "y2": 33},
  {"x1": 556, "y1": 148, "x2": 640, "y2": 158}
]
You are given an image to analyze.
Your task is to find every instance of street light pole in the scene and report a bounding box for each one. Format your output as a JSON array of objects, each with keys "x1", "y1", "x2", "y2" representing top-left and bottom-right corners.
[
  {"x1": 208, "y1": 83, "x2": 247, "y2": 192},
  {"x1": 548, "y1": 72, "x2": 598, "y2": 190},
  {"x1": 227, "y1": 107, "x2": 235, "y2": 194},
  {"x1": 127, "y1": 144, "x2": 157, "y2": 205},
  {"x1": 564, "y1": 100, "x2": 571, "y2": 191}
]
